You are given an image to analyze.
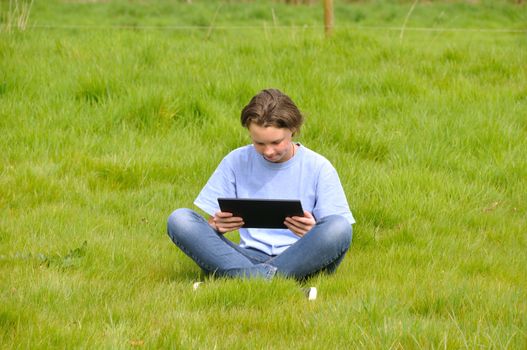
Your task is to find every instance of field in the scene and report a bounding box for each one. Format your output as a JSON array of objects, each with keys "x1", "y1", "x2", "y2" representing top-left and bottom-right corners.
[{"x1": 1, "y1": 0, "x2": 526, "y2": 348}]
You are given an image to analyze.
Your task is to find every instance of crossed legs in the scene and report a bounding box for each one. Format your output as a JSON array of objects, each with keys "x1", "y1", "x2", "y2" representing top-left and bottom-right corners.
[{"x1": 167, "y1": 208, "x2": 352, "y2": 280}]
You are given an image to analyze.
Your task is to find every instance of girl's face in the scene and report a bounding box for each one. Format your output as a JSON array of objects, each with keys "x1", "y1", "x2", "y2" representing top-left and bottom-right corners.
[{"x1": 248, "y1": 123, "x2": 295, "y2": 163}]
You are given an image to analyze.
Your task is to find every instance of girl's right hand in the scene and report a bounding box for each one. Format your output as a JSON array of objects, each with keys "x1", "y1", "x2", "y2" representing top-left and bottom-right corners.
[{"x1": 208, "y1": 211, "x2": 244, "y2": 233}]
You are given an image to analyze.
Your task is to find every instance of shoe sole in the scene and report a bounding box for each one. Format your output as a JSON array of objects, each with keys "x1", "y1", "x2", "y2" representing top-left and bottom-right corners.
[{"x1": 306, "y1": 287, "x2": 317, "y2": 301}]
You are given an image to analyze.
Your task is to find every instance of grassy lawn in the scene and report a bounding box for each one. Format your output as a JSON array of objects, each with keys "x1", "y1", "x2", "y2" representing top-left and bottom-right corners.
[{"x1": 1, "y1": 0, "x2": 526, "y2": 348}]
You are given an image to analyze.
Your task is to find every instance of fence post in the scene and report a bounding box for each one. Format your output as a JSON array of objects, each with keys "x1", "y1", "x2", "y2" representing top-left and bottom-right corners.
[{"x1": 324, "y1": 0, "x2": 334, "y2": 37}]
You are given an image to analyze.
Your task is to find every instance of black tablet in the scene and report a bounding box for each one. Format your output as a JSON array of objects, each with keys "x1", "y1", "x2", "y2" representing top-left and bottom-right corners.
[{"x1": 217, "y1": 198, "x2": 304, "y2": 229}]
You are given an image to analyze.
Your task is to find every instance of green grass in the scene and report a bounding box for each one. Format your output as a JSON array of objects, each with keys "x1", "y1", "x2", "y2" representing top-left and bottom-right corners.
[{"x1": 1, "y1": 0, "x2": 526, "y2": 348}]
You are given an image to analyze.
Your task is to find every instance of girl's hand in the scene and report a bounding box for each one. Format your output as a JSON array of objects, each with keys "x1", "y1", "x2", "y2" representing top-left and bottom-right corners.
[
  {"x1": 208, "y1": 211, "x2": 244, "y2": 233},
  {"x1": 284, "y1": 211, "x2": 316, "y2": 237}
]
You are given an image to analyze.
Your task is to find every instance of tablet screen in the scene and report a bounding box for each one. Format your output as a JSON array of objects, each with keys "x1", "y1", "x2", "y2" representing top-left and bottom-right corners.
[{"x1": 217, "y1": 198, "x2": 304, "y2": 229}]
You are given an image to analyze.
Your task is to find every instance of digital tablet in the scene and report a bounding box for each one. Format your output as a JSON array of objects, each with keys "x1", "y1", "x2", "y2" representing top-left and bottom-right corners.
[{"x1": 217, "y1": 198, "x2": 304, "y2": 229}]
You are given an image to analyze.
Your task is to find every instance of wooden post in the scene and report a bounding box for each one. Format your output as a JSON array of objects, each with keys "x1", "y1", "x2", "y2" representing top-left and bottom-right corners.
[{"x1": 324, "y1": 0, "x2": 334, "y2": 37}]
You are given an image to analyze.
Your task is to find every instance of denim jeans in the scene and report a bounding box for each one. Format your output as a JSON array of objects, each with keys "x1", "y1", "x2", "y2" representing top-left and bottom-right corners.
[{"x1": 167, "y1": 208, "x2": 352, "y2": 280}]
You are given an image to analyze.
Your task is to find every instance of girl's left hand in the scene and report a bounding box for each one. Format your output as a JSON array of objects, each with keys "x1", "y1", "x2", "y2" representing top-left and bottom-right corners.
[{"x1": 284, "y1": 211, "x2": 316, "y2": 237}]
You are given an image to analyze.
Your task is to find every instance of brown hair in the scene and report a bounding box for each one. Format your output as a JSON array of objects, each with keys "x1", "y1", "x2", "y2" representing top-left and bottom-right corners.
[{"x1": 240, "y1": 89, "x2": 304, "y2": 134}]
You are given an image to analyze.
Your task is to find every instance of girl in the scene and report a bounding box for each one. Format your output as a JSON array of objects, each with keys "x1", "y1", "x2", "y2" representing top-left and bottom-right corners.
[{"x1": 167, "y1": 89, "x2": 355, "y2": 281}]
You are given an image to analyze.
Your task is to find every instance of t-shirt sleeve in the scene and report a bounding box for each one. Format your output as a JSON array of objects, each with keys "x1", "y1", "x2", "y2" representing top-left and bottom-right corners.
[
  {"x1": 194, "y1": 156, "x2": 237, "y2": 216},
  {"x1": 312, "y1": 161, "x2": 355, "y2": 225}
]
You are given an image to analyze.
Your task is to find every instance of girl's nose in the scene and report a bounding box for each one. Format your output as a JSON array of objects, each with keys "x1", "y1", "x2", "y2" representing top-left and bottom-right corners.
[{"x1": 263, "y1": 145, "x2": 272, "y2": 154}]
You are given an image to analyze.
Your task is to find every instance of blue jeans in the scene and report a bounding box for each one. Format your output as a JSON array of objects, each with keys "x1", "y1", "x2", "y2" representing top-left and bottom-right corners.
[{"x1": 167, "y1": 208, "x2": 352, "y2": 281}]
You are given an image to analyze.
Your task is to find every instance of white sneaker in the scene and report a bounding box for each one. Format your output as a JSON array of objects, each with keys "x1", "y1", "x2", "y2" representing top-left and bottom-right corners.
[
  {"x1": 306, "y1": 287, "x2": 317, "y2": 301},
  {"x1": 192, "y1": 282, "x2": 203, "y2": 291}
]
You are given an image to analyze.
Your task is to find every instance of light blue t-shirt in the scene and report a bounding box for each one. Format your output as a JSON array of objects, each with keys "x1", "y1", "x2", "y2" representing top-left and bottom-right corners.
[{"x1": 194, "y1": 144, "x2": 355, "y2": 255}]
